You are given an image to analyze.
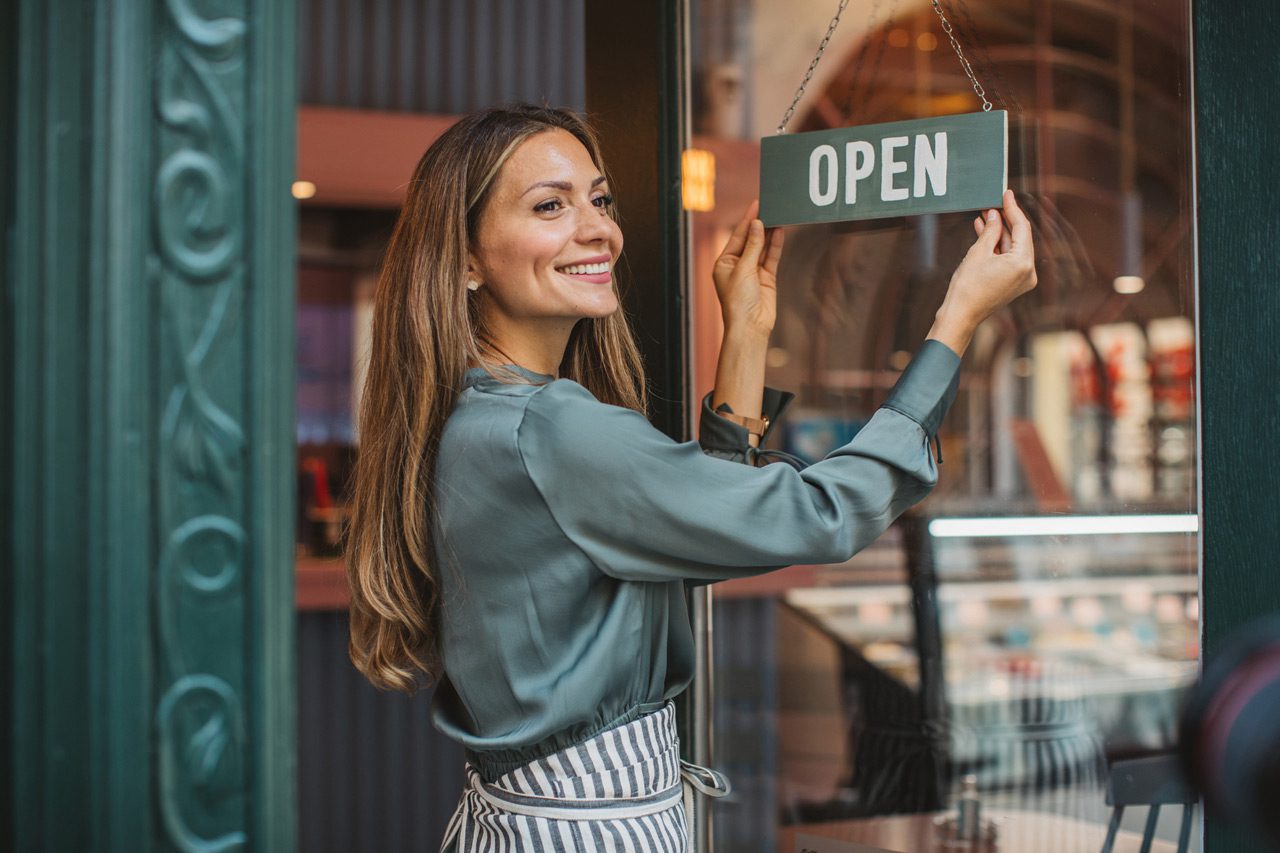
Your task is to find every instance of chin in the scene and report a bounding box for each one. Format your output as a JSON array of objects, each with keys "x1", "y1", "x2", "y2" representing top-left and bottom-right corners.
[{"x1": 574, "y1": 297, "x2": 621, "y2": 321}]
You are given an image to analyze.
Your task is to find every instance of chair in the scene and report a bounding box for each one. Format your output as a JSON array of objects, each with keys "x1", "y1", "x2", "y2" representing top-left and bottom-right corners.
[{"x1": 1101, "y1": 754, "x2": 1196, "y2": 853}]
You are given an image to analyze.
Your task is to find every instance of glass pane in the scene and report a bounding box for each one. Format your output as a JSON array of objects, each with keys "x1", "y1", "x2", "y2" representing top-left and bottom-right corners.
[{"x1": 691, "y1": 1, "x2": 1198, "y2": 850}]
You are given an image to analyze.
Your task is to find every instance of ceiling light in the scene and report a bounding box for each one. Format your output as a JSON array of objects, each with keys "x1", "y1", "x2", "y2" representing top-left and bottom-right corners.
[
  {"x1": 928, "y1": 514, "x2": 1198, "y2": 538},
  {"x1": 1113, "y1": 275, "x2": 1145, "y2": 294}
]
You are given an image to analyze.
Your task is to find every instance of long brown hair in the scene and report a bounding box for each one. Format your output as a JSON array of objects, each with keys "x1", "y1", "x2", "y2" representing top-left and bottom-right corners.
[{"x1": 347, "y1": 105, "x2": 648, "y2": 694}]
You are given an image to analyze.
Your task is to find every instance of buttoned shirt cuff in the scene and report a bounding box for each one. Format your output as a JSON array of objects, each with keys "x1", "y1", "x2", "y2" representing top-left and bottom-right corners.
[
  {"x1": 698, "y1": 386, "x2": 796, "y2": 463},
  {"x1": 881, "y1": 339, "x2": 962, "y2": 438}
]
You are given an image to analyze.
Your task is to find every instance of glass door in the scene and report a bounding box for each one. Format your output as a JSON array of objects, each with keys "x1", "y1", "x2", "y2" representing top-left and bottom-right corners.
[{"x1": 688, "y1": 1, "x2": 1199, "y2": 849}]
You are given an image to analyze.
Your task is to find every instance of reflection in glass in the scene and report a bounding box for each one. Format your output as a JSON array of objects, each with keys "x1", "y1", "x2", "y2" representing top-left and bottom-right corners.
[{"x1": 692, "y1": 1, "x2": 1198, "y2": 850}]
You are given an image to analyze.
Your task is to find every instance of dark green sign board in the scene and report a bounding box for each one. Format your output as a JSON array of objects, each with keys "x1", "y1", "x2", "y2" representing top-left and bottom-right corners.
[{"x1": 759, "y1": 110, "x2": 1008, "y2": 227}]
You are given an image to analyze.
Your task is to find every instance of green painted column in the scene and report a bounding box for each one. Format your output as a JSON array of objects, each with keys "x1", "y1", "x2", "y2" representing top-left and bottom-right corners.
[
  {"x1": 1194, "y1": 1, "x2": 1280, "y2": 851},
  {"x1": 3, "y1": 1, "x2": 296, "y2": 850}
]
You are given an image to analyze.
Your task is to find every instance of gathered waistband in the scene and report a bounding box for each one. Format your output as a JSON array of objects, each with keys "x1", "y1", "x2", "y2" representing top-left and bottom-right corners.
[
  {"x1": 465, "y1": 700, "x2": 669, "y2": 782},
  {"x1": 441, "y1": 703, "x2": 731, "y2": 852},
  {"x1": 487, "y1": 702, "x2": 681, "y2": 801}
]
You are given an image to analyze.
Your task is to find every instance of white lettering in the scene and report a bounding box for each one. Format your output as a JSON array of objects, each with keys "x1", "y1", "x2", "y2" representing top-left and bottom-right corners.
[
  {"x1": 880, "y1": 136, "x2": 909, "y2": 202},
  {"x1": 809, "y1": 145, "x2": 839, "y2": 206},
  {"x1": 844, "y1": 141, "x2": 875, "y2": 204},
  {"x1": 913, "y1": 132, "x2": 948, "y2": 198}
]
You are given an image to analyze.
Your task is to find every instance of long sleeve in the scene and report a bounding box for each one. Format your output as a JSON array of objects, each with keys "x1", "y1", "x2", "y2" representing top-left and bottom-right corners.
[{"x1": 515, "y1": 340, "x2": 961, "y2": 584}]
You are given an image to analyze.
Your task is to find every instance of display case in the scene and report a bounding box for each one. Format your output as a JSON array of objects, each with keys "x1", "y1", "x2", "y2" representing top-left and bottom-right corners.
[{"x1": 785, "y1": 511, "x2": 1197, "y2": 793}]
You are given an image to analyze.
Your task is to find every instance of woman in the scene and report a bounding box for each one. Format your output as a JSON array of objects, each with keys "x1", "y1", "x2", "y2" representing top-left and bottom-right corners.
[{"x1": 346, "y1": 104, "x2": 1036, "y2": 852}]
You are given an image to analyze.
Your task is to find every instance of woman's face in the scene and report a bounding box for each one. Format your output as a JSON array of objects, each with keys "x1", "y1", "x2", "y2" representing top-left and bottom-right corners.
[{"x1": 468, "y1": 128, "x2": 623, "y2": 330}]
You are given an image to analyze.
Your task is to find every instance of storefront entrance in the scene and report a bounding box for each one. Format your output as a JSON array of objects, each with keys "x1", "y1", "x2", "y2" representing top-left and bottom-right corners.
[{"x1": 4, "y1": 1, "x2": 1279, "y2": 851}]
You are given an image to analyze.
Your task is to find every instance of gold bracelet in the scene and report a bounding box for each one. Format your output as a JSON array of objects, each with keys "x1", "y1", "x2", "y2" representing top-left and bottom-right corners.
[{"x1": 717, "y1": 411, "x2": 770, "y2": 439}]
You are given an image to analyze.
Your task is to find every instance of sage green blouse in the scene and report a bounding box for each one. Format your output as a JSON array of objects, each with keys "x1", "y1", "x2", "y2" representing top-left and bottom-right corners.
[{"x1": 430, "y1": 340, "x2": 961, "y2": 781}]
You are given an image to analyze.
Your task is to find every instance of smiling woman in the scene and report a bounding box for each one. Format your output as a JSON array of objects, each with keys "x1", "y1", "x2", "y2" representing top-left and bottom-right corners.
[
  {"x1": 344, "y1": 103, "x2": 1035, "y2": 853},
  {"x1": 465, "y1": 128, "x2": 624, "y2": 373}
]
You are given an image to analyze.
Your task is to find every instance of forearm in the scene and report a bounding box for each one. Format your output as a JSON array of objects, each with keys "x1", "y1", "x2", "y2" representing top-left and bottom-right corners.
[{"x1": 710, "y1": 326, "x2": 770, "y2": 447}]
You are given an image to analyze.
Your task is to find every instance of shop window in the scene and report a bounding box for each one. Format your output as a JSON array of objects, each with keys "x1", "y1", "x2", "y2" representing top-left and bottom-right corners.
[{"x1": 692, "y1": 1, "x2": 1199, "y2": 849}]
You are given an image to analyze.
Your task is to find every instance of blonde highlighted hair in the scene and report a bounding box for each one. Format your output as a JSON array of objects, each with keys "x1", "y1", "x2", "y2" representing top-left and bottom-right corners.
[{"x1": 346, "y1": 105, "x2": 648, "y2": 693}]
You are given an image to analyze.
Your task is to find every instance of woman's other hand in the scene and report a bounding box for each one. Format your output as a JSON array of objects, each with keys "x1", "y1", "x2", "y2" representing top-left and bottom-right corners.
[
  {"x1": 713, "y1": 199, "x2": 785, "y2": 340},
  {"x1": 928, "y1": 189, "x2": 1038, "y2": 356}
]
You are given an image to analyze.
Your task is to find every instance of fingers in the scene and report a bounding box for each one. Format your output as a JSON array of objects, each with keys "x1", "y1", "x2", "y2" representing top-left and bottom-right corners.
[
  {"x1": 720, "y1": 200, "x2": 758, "y2": 259},
  {"x1": 762, "y1": 227, "x2": 785, "y2": 277},
  {"x1": 739, "y1": 218, "x2": 767, "y2": 269},
  {"x1": 974, "y1": 216, "x2": 985, "y2": 239},
  {"x1": 1003, "y1": 189, "x2": 1034, "y2": 253}
]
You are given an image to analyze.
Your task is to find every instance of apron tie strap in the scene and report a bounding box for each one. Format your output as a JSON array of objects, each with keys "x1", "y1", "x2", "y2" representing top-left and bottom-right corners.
[{"x1": 680, "y1": 759, "x2": 732, "y2": 849}]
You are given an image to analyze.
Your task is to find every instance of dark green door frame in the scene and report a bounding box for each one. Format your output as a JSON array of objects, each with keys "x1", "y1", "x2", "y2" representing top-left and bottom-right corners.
[
  {"x1": 4, "y1": 1, "x2": 296, "y2": 849},
  {"x1": 1194, "y1": 1, "x2": 1280, "y2": 850},
  {"x1": 584, "y1": 3, "x2": 691, "y2": 442}
]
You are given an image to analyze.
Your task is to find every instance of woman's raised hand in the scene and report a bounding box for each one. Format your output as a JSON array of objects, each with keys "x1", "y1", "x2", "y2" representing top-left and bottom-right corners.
[
  {"x1": 713, "y1": 200, "x2": 785, "y2": 340},
  {"x1": 928, "y1": 189, "x2": 1038, "y2": 356}
]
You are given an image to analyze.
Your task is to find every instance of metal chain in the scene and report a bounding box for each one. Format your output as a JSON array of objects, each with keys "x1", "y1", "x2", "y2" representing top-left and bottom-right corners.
[
  {"x1": 930, "y1": 0, "x2": 993, "y2": 111},
  {"x1": 775, "y1": 0, "x2": 851, "y2": 135}
]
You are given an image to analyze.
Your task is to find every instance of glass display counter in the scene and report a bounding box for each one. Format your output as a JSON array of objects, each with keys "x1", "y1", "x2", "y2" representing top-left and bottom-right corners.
[{"x1": 784, "y1": 512, "x2": 1197, "y2": 790}]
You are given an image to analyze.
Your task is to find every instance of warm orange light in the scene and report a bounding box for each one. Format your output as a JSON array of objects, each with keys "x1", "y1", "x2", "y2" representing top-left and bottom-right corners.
[
  {"x1": 292, "y1": 180, "x2": 317, "y2": 200},
  {"x1": 917, "y1": 32, "x2": 938, "y2": 52},
  {"x1": 681, "y1": 149, "x2": 715, "y2": 212},
  {"x1": 1113, "y1": 275, "x2": 1145, "y2": 294}
]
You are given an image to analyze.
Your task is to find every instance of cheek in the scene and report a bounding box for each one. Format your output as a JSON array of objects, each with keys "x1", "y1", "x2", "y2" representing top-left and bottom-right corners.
[{"x1": 480, "y1": 230, "x2": 559, "y2": 284}]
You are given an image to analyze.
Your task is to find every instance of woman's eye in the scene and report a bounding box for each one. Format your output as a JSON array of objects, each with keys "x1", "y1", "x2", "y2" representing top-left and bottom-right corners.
[
  {"x1": 533, "y1": 199, "x2": 564, "y2": 213},
  {"x1": 593, "y1": 194, "x2": 614, "y2": 208}
]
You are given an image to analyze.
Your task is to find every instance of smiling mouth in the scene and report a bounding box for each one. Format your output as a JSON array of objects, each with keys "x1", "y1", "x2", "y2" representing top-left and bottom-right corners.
[{"x1": 556, "y1": 261, "x2": 611, "y2": 276}]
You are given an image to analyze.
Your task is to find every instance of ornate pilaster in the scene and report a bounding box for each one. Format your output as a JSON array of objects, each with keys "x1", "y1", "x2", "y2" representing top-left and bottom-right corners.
[
  {"x1": 6, "y1": 0, "x2": 295, "y2": 849},
  {"x1": 153, "y1": 3, "x2": 252, "y2": 846}
]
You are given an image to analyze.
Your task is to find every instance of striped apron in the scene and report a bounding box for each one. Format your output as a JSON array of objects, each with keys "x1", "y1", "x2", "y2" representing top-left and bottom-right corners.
[{"x1": 440, "y1": 703, "x2": 730, "y2": 852}]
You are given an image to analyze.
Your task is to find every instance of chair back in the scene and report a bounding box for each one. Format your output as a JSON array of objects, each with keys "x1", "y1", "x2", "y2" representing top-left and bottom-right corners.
[{"x1": 1101, "y1": 754, "x2": 1196, "y2": 853}]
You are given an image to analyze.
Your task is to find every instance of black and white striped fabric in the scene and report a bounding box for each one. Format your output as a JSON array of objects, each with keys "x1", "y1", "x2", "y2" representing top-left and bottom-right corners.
[{"x1": 440, "y1": 703, "x2": 729, "y2": 852}]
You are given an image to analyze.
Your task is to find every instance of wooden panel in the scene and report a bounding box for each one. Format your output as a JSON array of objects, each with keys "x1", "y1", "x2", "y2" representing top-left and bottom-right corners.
[
  {"x1": 296, "y1": 106, "x2": 458, "y2": 208},
  {"x1": 297, "y1": 611, "x2": 464, "y2": 852},
  {"x1": 1193, "y1": 1, "x2": 1280, "y2": 851},
  {"x1": 297, "y1": 556, "x2": 351, "y2": 610}
]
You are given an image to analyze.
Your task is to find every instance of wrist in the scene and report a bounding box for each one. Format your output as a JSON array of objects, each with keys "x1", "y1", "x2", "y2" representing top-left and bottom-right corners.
[
  {"x1": 721, "y1": 318, "x2": 772, "y2": 346},
  {"x1": 927, "y1": 303, "x2": 978, "y2": 356}
]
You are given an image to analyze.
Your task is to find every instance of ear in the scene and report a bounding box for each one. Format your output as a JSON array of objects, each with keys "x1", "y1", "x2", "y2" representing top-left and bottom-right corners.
[{"x1": 464, "y1": 252, "x2": 483, "y2": 285}]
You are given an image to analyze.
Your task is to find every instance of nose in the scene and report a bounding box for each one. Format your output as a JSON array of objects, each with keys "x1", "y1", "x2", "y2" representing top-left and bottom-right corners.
[{"x1": 576, "y1": 204, "x2": 616, "y2": 245}]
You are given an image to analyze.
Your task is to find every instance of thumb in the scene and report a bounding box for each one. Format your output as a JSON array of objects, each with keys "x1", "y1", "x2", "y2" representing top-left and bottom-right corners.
[{"x1": 739, "y1": 219, "x2": 766, "y2": 268}]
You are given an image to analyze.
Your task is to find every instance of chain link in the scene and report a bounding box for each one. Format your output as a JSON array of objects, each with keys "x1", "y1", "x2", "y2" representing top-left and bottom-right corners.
[
  {"x1": 775, "y1": 0, "x2": 851, "y2": 135},
  {"x1": 931, "y1": 0, "x2": 992, "y2": 111},
  {"x1": 776, "y1": 0, "x2": 994, "y2": 135}
]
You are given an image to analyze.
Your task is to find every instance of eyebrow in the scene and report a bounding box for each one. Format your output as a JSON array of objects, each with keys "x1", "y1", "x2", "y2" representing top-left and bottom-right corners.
[{"x1": 521, "y1": 176, "x2": 608, "y2": 197}]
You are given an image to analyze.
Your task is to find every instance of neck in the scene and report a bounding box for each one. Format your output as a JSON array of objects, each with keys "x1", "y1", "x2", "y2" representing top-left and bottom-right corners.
[{"x1": 477, "y1": 311, "x2": 577, "y2": 378}]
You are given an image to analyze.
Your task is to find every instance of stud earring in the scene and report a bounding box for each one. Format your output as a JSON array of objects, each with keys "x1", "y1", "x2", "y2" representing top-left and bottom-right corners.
[{"x1": 466, "y1": 280, "x2": 480, "y2": 292}]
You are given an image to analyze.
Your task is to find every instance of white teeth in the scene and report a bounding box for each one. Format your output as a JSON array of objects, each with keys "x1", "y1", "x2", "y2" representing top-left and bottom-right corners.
[{"x1": 559, "y1": 261, "x2": 610, "y2": 276}]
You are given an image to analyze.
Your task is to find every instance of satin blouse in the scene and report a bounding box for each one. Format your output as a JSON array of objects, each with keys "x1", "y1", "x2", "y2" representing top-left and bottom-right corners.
[{"x1": 429, "y1": 340, "x2": 961, "y2": 781}]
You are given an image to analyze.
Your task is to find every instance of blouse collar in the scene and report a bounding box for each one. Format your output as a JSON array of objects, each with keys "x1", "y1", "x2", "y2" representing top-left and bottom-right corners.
[{"x1": 463, "y1": 363, "x2": 556, "y2": 389}]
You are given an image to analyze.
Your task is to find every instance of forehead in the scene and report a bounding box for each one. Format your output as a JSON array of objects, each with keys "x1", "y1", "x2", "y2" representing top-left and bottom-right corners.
[{"x1": 494, "y1": 128, "x2": 602, "y2": 194}]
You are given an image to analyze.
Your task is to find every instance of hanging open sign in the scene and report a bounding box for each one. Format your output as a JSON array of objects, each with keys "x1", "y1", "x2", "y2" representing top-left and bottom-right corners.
[{"x1": 759, "y1": 110, "x2": 1008, "y2": 227}]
